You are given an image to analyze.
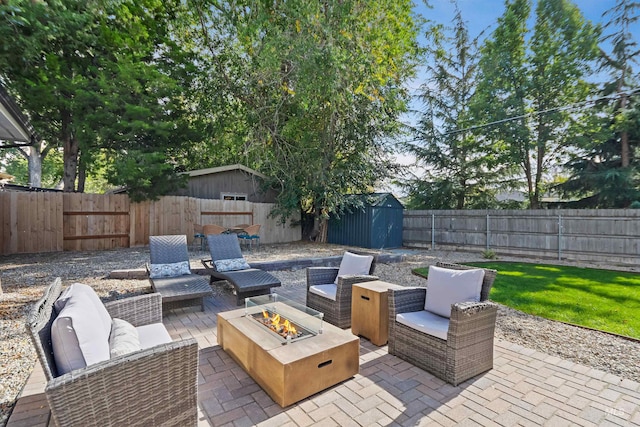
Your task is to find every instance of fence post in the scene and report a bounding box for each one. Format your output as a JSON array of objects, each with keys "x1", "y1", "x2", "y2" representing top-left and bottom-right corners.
[
  {"x1": 431, "y1": 213, "x2": 435, "y2": 249},
  {"x1": 558, "y1": 214, "x2": 563, "y2": 260},
  {"x1": 486, "y1": 214, "x2": 490, "y2": 251}
]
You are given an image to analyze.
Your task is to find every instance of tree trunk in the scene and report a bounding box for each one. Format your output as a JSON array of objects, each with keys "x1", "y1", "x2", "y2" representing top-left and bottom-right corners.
[
  {"x1": 27, "y1": 145, "x2": 43, "y2": 187},
  {"x1": 61, "y1": 109, "x2": 79, "y2": 192},
  {"x1": 620, "y1": 91, "x2": 630, "y2": 168},
  {"x1": 77, "y1": 152, "x2": 86, "y2": 193}
]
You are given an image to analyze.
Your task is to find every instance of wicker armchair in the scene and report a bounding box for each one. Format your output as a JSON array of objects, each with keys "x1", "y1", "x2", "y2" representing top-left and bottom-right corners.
[
  {"x1": 26, "y1": 278, "x2": 199, "y2": 426},
  {"x1": 306, "y1": 251, "x2": 378, "y2": 329},
  {"x1": 148, "y1": 235, "x2": 213, "y2": 312},
  {"x1": 388, "y1": 262, "x2": 498, "y2": 386}
]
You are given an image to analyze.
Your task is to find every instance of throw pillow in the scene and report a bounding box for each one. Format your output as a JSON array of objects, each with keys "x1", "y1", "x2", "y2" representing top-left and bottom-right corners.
[
  {"x1": 109, "y1": 318, "x2": 141, "y2": 358},
  {"x1": 334, "y1": 252, "x2": 374, "y2": 284},
  {"x1": 424, "y1": 265, "x2": 485, "y2": 318},
  {"x1": 214, "y1": 257, "x2": 250, "y2": 272},
  {"x1": 149, "y1": 261, "x2": 191, "y2": 279}
]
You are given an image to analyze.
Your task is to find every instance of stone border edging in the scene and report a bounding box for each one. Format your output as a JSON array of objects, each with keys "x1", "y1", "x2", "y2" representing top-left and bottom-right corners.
[{"x1": 108, "y1": 253, "x2": 405, "y2": 280}]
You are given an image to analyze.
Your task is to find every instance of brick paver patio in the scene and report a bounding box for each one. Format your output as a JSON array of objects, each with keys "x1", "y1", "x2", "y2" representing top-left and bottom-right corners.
[{"x1": 8, "y1": 284, "x2": 640, "y2": 426}]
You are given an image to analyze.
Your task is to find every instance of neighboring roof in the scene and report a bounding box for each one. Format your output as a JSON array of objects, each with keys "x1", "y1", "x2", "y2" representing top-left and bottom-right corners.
[
  {"x1": 0, "y1": 172, "x2": 14, "y2": 181},
  {"x1": 182, "y1": 164, "x2": 268, "y2": 180},
  {"x1": 0, "y1": 183, "x2": 62, "y2": 193},
  {"x1": 0, "y1": 82, "x2": 39, "y2": 144}
]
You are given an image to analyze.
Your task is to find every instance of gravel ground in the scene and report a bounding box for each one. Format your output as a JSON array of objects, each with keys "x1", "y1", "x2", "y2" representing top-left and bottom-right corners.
[{"x1": 1, "y1": 242, "x2": 639, "y2": 425}]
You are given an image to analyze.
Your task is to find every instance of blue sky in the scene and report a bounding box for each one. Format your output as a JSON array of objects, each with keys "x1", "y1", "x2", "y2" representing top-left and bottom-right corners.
[{"x1": 414, "y1": 1, "x2": 623, "y2": 40}]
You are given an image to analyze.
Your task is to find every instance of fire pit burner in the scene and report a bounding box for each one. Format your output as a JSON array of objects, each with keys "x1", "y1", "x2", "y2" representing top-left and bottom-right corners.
[{"x1": 249, "y1": 308, "x2": 315, "y2": 344}]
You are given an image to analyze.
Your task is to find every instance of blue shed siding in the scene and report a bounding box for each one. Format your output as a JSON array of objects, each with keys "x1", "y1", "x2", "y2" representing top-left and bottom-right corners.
[{"x1": 328, "y1": 193, "x2": 403, "y2": 249}]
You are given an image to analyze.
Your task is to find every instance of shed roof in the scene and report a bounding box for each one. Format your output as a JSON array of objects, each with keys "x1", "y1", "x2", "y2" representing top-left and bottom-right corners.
[
  {"x1": 344, "y1": 193, "x2": 404, "y2": 208},
  {"x1": 182, "y1": 164, "x2": 268, "y2": 179}
]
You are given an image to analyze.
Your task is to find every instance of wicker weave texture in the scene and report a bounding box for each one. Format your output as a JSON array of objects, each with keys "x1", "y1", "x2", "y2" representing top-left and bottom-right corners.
[
  {"x1": 27, "y1": 278, "x2": 200, "y2": 426},
  {"x1": 388, "y1": 262, "x2": 498, "y2": 386},
  {"x1": 306, "y1": 266, "x2": 378, "y2": 329},
  {"x1": 149, "y1": 235, "x2": 189, "y2": 264},
  {"x1": 305, "y1": 252, "x2": 378, "y2": 329}
]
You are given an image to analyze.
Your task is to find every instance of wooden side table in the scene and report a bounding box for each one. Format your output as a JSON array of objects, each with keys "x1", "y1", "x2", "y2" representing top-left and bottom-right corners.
[{"x1": 351, "y1": 280, "x2": 404, "y2": 346}]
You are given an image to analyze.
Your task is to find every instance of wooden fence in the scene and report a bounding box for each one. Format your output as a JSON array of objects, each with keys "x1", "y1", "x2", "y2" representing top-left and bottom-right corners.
[
  {"x1": 404, "y1": 209, "x2": 640, "y2": 265},
  {"x1": 1, "y1": 193, "x2": 300, "y2": 255}
]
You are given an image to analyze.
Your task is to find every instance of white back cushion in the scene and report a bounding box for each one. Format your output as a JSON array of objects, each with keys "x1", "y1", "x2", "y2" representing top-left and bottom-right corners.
[
  {"x1": 51, "y1": 291, "x2": 111, "y2": 375},
  {"x1": 54, "y1": 283, "x2": 112, "y2": 334},
  {"x1": 335, "y1": 252, "x2": 374, "y2": 284},
  {"x1": 424, "y1": 266, "x2": 485, "y2": 318}
]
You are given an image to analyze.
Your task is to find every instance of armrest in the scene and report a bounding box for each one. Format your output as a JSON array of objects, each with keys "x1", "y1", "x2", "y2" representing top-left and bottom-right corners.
[
  {"x1": 335, "y1": 275, "x2": 379, "y2": 300},
  {"x1": 388, "y1": 287, "x2": 427, "y2": 317},
  {"x1": 104, "y1": 293, "x2": 162, "y2": 326},
  {"x1": 447, "y1": 301, "x2": 499, "y2": 348},
  {"x1": 45, "y1": 338, "x2": 199, "y2": 426},
  {"x1": 306, "y1": 267, "x2": 339, "y2": 288},
  {"x1": 201, "y1": 259, "x2": 216, "y2": 272}
]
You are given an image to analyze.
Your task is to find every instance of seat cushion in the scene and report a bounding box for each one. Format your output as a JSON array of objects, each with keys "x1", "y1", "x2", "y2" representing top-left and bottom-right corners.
[
  {"x1": 424, "y1": 266, "x2": 485, "y2": 318},
  {"x1": 137, "y1": 323, "x2": 173, "y2": 349},
  {"x1": 51, "y1": 290, "x2": 111, "y2": 375},
  {"x1": 396, "y1": 310, "x2": 450, "y2": 340},
  {"x1": 308, "y1": 284, "x2": 337, "y2": 301},
  {"x1": 149, "y1": 261, "x2": 191, "y2": 278},
  {"x1": 334, "y1": 252, "x2": 374, "y2": 284},
  {"x1": 109, "y1": 318, "x2": 141, "y2": 358}
]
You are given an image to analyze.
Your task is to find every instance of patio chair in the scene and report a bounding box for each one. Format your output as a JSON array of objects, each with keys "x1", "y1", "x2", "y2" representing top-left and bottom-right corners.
[
  {"x1": 192, "y1": 223, "x2": 206, "y2": 251},
  {"x1": 203, "y1": 224, "x2": 229, "y2": 235},
  {"x1": 26, "y1": 278, "x2": 199, "y2": 426},
  {"x1": 201, "y1": 234, "x2": 281, "y2": 305},
  {"x1": 306, "y1": 251, "x2": 378, "y2": 328},
  {"x1": 148, "y1": 235, "x2": 213, "y2": 312},
  {"x1": 237, "y1": 224, "x2": 261, "y2": 250},
  {"x1": 387, "y1": 262, "x2": 498, "y2": 386}
]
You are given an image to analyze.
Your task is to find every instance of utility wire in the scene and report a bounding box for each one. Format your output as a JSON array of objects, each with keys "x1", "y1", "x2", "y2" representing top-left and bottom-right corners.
[{"x1": 402, "y1": 87, "x2": 640, "y2": 141}]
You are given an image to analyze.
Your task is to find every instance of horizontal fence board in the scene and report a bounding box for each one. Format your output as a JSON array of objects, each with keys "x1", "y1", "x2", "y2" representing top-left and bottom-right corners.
[
  {"x1": 1, "y1": 193, "x2": 300, "y2": 254},
  {"x1": 404, "y1": 209, "x2": 640, "y2": 265}
]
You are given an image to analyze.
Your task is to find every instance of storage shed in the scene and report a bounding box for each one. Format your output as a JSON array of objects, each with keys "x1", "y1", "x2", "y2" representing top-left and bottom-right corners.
[{"x1": 328, "y1": 193, "x2": 404, "y2": 249}]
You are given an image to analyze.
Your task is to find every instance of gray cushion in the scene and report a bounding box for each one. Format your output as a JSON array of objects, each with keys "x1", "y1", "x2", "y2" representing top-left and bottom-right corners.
[
  {"x1": 137, "y1": 323, "x2": 173, "y2": 349},
  {"x1": 109, "y1": 318, "x2": 141, "y2": 358},
  {"x1": 396, "y1": 310, "x2": 450, "y2": 340},
  {"x1": 334, "y1": 252, "x2": 374, "y2": 284},
  {"x1": 51, "y1": 290, "x2": 111, "y2": 375},
  {"x1": 424, "y1": 265, "x2": 484, "y2": 318},
  {"x1": 308, "y1": 284, "x2": 337, "y2": 301}
]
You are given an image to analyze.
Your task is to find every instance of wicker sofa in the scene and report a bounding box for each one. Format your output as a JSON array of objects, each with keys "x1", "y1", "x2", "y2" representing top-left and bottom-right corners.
[
  {"x1": 306, "y1": 251, "x2": 378, "y2": 328},
  {"x1": 27, "y1": 277, "x2": 199, "y2": 426},
  {"x1": 388, "y1": 262, "x2": 498, "y2": 386}
]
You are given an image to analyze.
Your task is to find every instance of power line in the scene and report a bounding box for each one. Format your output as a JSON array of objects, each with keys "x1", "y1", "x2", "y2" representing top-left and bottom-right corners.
[{"x1": 422, "y1": 87, "x2": 640, "y2": 137}]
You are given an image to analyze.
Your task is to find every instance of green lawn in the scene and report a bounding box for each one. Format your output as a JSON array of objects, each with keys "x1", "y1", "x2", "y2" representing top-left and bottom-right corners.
[{"x1": 413, "y1": 262, "x2": 640, "y2": 339}]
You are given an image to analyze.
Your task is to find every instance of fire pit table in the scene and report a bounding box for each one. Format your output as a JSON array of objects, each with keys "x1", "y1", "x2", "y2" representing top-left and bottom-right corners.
[{"x1": 217, "y1": 294, "x2": 359, "y2": 407}]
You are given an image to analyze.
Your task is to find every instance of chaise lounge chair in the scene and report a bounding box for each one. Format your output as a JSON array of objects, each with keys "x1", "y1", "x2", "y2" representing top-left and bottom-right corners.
[
  {"x1": 201, "y1": 234, "x2": 281, "y2": 305},
  {"x1": 148, "y1": 235, "x2": 213, "y2": 312}
]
